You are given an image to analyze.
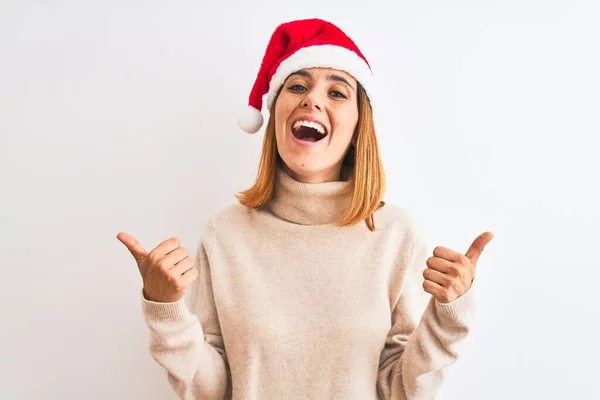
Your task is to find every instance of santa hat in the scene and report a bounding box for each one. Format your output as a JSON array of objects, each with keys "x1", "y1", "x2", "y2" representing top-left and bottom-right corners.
[{"x1": 237, "y1": 18, "x2": 375, "y2": 134}]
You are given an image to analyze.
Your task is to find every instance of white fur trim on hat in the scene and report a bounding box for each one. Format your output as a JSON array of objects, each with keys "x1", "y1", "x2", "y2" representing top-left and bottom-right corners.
[{"x1": 265, "y1": 44, "x2": 375, "y2": 111}]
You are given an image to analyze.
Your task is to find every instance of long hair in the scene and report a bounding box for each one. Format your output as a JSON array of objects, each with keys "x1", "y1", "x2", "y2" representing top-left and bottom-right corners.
[{"x1": 235, "y1": 82, "x2": 386, "y2": 231}]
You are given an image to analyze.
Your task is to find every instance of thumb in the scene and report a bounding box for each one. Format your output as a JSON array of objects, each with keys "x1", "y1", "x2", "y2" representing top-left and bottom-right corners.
[
  {"x1": 116, "y1": 232, "x2": 148, "y2": 262},
  {"x1": 465, "y1": 231, "x2": 494, "y2": 266}
]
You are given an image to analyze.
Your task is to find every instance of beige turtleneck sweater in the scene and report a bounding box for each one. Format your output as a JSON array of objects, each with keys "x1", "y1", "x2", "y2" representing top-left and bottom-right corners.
[{"x1": 141, "y1": 167, "x2": 476, "y2": 400}]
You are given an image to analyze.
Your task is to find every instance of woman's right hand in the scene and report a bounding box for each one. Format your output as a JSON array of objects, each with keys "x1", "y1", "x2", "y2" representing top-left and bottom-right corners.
[{"x1": 117, "y1": 232, "x2": 198, "y2": 303}]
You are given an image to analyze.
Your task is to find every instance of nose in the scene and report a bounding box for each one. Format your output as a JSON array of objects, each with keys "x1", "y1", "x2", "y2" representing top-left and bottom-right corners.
[{"x1": 302, "y1": 95, "x2": 321, "y2": 111}]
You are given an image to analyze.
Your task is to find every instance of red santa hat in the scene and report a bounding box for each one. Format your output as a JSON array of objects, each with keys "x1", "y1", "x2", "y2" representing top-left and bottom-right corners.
[{"x1": 237, "y1": 18, "x2": 375, "y2": 134}]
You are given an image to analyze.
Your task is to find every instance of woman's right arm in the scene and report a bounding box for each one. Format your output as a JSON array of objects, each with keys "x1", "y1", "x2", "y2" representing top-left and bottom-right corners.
[{"x1": 140, "y1": 220, "x2": 232, "y2": 399}]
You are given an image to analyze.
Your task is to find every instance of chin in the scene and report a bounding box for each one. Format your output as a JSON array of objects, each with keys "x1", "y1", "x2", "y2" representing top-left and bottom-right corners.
[{"x1": 287, "y1": 159, "x2": 319, "y2": 172}]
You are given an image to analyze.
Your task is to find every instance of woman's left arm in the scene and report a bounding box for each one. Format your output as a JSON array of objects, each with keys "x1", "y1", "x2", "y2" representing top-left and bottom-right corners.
[{"x1": 377, "y1": 229, "x2": 494, "y2": 400}]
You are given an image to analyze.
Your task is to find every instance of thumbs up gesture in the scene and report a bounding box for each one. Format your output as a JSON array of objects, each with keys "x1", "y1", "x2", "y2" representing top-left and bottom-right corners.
[
  {"x1": 117, "y1": 232, "x2": 198, "y2": 303},
  {"x1": 423, "y1": 231, "x2": 494, "y2": 303}
]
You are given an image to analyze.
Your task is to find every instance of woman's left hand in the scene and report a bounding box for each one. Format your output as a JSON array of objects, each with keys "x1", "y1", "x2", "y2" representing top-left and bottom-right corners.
[{"x1": 423, "y1": 231, "x2": 494, "y2": 303}]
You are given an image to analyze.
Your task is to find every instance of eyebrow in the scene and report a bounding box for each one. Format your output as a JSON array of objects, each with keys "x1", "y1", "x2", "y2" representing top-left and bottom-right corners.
[{"x1": 289, "y1": 70, "x2": 356, "y2": 92}]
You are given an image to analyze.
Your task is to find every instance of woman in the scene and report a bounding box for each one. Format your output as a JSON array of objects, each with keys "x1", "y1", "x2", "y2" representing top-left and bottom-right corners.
[{"x1": 117, "y1": 18, "x2": 494, "y2": 400}]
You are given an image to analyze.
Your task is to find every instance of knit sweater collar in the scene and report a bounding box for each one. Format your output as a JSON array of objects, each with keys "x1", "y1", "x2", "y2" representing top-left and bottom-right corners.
[{"x1": 268, "y1": 165, "x2": 354, "y2": 226}]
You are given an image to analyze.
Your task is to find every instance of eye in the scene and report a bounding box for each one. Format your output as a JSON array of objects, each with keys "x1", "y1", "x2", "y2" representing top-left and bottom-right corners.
[
  {"x1": 330, "y1": 90, "x2": 348, "y2": 99},
  {"x1": 288, "y1": 84, "x2": 307, "y2": 92}
]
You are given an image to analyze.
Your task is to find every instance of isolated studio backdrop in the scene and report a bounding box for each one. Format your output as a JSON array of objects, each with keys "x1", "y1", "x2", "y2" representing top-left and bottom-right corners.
[{"x1": 1, "y1": 1, "x2": 598, "y2": 399}]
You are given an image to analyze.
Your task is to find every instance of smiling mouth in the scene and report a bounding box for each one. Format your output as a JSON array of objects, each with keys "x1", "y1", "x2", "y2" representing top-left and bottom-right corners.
[{"x1": 291, "y1": 120, "x2": 328, "y2": 142}]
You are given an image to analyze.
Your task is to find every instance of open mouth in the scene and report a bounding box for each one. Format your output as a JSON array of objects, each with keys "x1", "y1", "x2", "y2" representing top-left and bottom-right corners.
[{"x1": 291, "y1": 120, "x2": 328, "y2": 142}]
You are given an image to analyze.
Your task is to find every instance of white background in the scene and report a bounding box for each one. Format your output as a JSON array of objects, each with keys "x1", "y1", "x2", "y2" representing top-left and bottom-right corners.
[{"x1": 1, "y1": 0, "x2": 598, "y2": 399}]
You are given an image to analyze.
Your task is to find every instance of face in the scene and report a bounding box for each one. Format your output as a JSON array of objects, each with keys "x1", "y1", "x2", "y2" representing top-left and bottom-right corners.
[{"x1": 274, "y1": 67, "x2": 359, "y2": 183}]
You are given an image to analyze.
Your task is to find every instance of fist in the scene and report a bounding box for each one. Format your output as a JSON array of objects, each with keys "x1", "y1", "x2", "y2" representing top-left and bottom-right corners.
[
  {"x1": 117, "y1": 232, "x2": 198, "y2": 303},
  {"x1": 423, "y1": 231, "x2": 494, "y2": 303}
]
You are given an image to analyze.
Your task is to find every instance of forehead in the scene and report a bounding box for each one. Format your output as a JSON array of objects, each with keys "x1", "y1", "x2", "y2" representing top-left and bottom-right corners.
[{"x1": 289, "y1": 67, "x2": 357, "y2": 84}]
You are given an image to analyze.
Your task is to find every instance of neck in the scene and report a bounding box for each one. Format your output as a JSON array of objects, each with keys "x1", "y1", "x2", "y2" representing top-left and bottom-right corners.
[
  {"x1": 281, "y1": 162, "x2": 349, "y2": 183},
  {"x1": 268, "y1": 164, "x2": 354, "y2": 225}
]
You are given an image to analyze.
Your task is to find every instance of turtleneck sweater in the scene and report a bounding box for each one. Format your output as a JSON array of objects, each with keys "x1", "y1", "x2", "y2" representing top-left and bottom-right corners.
[{"x1": 141, "y1": 167, "x2": 476, "y2": 400}]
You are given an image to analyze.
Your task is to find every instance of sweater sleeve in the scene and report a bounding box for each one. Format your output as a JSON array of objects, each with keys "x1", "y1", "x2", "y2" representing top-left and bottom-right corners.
[
  {"x1": 376, "y1": 228, "x2": 476, "y2": 400},
  {"x1": 141, "y1": 220, "x2": 232, "y2": 400}
]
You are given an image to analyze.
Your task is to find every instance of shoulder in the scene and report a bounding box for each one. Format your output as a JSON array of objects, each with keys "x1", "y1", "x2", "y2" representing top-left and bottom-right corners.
[
  {"x1": 201, "y1": 203, "x2": 263, "y2": 238},
  {"x1": 207, "y1": 203, "x2": 261, "y2": 227},
  {"x1": 195, "y1": 203, "x2": 258, "y2": 253},
  {"x1": 374, "y1": 203, "x2": 425, "y2": 237},
  {"x1": 373, "y1": 202, "x2": 429, "y2": 258}
]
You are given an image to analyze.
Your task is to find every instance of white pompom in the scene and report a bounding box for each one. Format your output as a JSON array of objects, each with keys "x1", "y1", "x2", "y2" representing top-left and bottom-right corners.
[{"x1": 237, "y1": 106, "x2": 264, "y2": 134}]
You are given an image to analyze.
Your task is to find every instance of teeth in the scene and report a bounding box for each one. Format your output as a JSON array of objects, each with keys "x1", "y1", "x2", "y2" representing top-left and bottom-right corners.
[{"x1": 292, "y1": 120, "x2": 326, "y2": 135}]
